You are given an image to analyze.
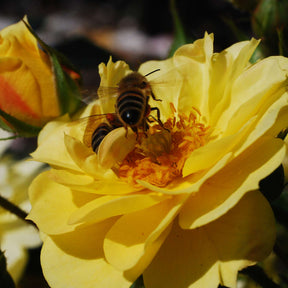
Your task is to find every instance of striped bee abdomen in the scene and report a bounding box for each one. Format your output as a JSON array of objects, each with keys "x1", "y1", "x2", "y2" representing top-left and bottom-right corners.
[
  {"x1": 116, "y1": 91, "x2": 146, "y2": 126},
  {"x1": 91, "y1": 123, "x2": 113, "y2": 152}
]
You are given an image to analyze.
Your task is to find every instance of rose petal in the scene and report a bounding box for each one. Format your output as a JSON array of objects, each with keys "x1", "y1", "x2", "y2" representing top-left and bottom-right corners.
[
  {"x1": 182, "y1": 119, "x2": 253, "y2": 177},
  {"x1": 27, "y1": 171, "x2": 94, "y2": 234},
  {"x1": 41, "y1": 220, "x2": 133, "y2": 288},
  {"x1": 103, "y1": 195, "x2": 186, "y2": 272},
  {"x1": 179, "y1": 136, "x2": 285, "y2": 229},
  {"x1": 31, "y1": 116, "x2": 81, "y2": 172},
  {"x1": 236, "y1": 92, "x2": 288, "y2": 155},
  {"x1": 68, "y1": 193, "x2": 169, "y2": 225},
  {"x1": 64, "y1": 133, "x2": 102, "y2": 177},
  {"x1": 137, "y1": 152, "x2": 233, "y2": 194},
  {"x1": 219, "y1": 57, "x2": 288, "y2": 137},
  {"x1": 174, "y1": 33, "x2": 214, "y2": 117},
  {"x1": 98, "y1": 127, "x2": 137, "y2": 169},
  {"x1": 49, "y1": 169, "x2": 94, "y2": 186},
  {"x1": 98, "y1": 57, "x2": 132, "y2": 114},
  {"x1": 143, "y1": 191, "x2": 275, "y2": 288}
]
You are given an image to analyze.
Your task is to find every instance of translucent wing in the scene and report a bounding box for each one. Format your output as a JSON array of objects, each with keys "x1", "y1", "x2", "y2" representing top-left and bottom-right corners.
[
  {"x1": 97, "y1": 86, "x2": 118, "y2": 99},
  {"x1": 68, "y1": 112, "x2": 120, "y2": 148}
]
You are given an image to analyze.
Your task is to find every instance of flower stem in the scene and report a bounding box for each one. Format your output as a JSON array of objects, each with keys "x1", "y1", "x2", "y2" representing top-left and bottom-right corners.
[{"x1": 0, "y1": 195, "x2": 36, "y2": 228}]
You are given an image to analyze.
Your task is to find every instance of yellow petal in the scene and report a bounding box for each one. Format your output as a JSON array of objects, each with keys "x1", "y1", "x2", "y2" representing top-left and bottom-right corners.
[
  {"x1": 235, "y1": 91, "x2": 288, "y2": 155},
  {"x1": 49, "y1": 169, "x2": 94, "y2": 186},
  {"x1": 98, "y1": 57, "x2": 132, "y2": 113},
  {"x1": 31, "y1": 116, "x2": 81, "y2": 172},
  {"x1": 173, "y1": 33, "x2": 214, "y2": 117},
  {"x1": 137, "y1": 152, "x2": 233, "y2": 195},
  {"x1": 179, "y1": 136, "x2": 285, "y2": 229},
  {"x1": 218, "y1": 57, "x2": 288, "y2": 137},
  {"x1": 143, "y1": 191, "x2": 275, "y2": 288},
  {"x1": 63, "y1": 133, "x2": 102, "y2": 177},
  {"x1": 68, "y1": 193, "x2": 169, "y2": 225},
  {"x1": 209, "y1": 38, "x2": 259, "y2": 127},
  {"x1": 53, "y1": 176, "x2": 139, "y2": 195},
  {"x1": 41, "y1": 220, "x2": 132, "y2": 288},
  {"x1": 0, "y1": 60, "x2": 42, "y2": 123},
  {"x1": 98, "y1": 127, "x2": 137, "y2": 169},
  {"x1": 27, "y1": 171, "x2": 92, "y2": 234},
  {"x1": 182, "y1": 119, "x2": 253, "y2": 177},
  {"x1": 175, "y1": 32, "x2": 214, "y2": 63},
  {"x1": 103, "y1": 195, "x2": 186, "y2": 272}
]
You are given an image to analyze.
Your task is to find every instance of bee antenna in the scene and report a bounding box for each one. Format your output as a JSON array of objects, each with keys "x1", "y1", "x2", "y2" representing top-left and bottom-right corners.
[{"x1": 144, "y1": 69, "x2": 160, "y2": 77}]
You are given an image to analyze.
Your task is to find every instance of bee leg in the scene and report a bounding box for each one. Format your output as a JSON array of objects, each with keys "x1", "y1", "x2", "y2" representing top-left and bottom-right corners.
[
  {"x1": 131, "y1": 126, "x2": 141, "y2": 141},
  {"x1": 151, "y1": 91, "x2": 162, "y2": 102},
  {"x1": 150, "y1": 107, "x2": 170, "y2": 132},
  {"x1": 124, "y1": 124, "x2": 129, "y2": 138}
]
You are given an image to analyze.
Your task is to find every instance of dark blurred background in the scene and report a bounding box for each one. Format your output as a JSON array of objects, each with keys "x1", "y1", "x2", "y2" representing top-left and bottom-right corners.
[{"x1": 0, "y1": 0, "x2": 251, "y2": 90}]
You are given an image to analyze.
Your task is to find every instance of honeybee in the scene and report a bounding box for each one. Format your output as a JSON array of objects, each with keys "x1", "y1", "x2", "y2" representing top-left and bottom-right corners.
[
  {"x1": 89, "y1": 113, "x2": 122, "y2": 152},
  {"x1": 77, "y1": 69, "x2": 168, "y2": 153},
  {"x1": 113, "y1": 69, "x2": 165, "y2": 135}
]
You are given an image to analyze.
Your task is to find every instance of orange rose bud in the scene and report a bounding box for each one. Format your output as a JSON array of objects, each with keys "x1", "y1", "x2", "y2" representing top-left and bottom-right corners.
[{"x1": 0, "y1": 17, "x2": 81, "y2": 137}]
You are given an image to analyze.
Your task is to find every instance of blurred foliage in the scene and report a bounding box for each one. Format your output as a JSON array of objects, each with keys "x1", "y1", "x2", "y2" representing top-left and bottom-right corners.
[
  {"x1": 168, "y1": 0, "x2": 189, "y2": 56},
  {"x1": 0, "y1": 251, "x2": 16, "y2": 288},
  {"x1": 252, "y1": 0, "x2": 288, "y2": 57}
]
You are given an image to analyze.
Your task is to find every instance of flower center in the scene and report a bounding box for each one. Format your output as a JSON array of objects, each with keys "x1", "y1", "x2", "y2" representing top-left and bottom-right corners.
[{"x1": 118, "y1": 104, "x2": 210, "y2": 187}]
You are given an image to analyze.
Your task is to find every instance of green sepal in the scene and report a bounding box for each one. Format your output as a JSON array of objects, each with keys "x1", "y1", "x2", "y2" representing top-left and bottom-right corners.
[
  {"x1": 0, "y1": 108, "x2": 41, "y2": 137},
  {"x1": 49, "y1": 52, "x2": 82, "y2": 115},
  {"x1": 22, "y1": 20, "x2": 82, "y2": 115},
  {"x1": 0, "y1": 250, "x2": 16, "y2": 288}
]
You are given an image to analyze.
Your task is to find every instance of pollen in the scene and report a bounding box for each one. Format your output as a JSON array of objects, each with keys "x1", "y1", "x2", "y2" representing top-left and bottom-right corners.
[{"x1": 118, "y1": 104, "x2": 210, "y2": 187}]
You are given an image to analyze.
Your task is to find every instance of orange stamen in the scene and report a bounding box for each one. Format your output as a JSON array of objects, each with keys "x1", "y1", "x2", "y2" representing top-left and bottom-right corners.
[{"x1": 118, "y1": 106, "x2": 210, "y2": 187}]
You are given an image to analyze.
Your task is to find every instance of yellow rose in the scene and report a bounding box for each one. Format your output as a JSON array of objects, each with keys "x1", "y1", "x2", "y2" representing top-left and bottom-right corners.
[
  {"x1": 28, "y1": 34, "x2": 288, "y2": 288},
  {"x1": 0, "y1": 17, "x2": 80, "y2": 136}
]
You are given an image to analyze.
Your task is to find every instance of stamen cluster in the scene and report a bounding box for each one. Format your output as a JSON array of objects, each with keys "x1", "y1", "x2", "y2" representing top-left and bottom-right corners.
[{"x1": 118, "y1": 105, "x2": 210, "y2": 187}]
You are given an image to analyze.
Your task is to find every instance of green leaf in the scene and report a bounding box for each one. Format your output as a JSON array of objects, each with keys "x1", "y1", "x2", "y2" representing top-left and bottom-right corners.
[
  {"x1": 0, "y1": 250, "x2": 16, "y2": 288},
  {"x1": 0, "y1": 108, "x2": 41, "y2": 137},
  {"x1": 168, "y1": 0, "x2": 191, "y2": 57}
]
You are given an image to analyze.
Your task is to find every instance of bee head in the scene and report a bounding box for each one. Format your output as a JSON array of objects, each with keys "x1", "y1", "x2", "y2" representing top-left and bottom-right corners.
[{"x1": 118, "y1": 72, "x2": 149, "y2": 90}]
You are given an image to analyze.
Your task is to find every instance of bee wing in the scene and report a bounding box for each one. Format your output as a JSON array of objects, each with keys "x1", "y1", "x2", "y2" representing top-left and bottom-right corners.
[
  {"x1": 97, "y1": 86, "x2": 119, "y2": 99},
  {"x1": 145, "y1": 61, "x2": 191, "y2": 88},
  {"x1": 68, "y1": 113, "x2": 118, "y2": 148},
  {"x1": 80, "y1": 89, "x2": 98, "y2": 104},
  {"x1": 97, "y1": 86, "x2": 119, "y2": 114},
  {"x1": 78, "y1": 86, "x2": 119, "y2": 106}
]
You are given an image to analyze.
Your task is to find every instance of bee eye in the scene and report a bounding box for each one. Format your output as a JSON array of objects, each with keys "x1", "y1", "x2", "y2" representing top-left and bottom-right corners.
[{"x1": 140, "y1": 81, "x2": 147, "y2": 89}]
